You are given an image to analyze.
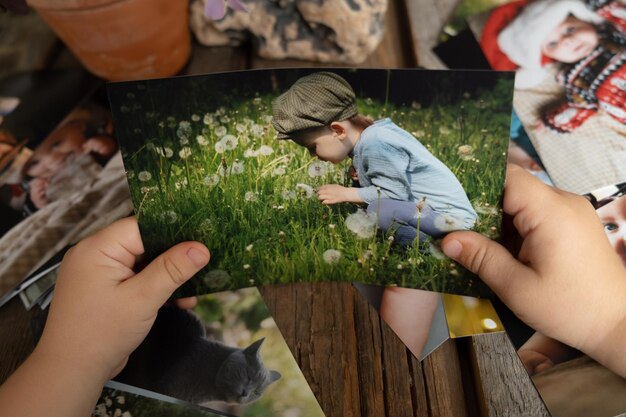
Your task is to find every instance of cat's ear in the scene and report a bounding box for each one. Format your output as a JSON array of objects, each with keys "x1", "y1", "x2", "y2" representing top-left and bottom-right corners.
[
  {"x1": 244, "y1": 337, "x2": 265, "y2": 356},
  {"x1": 269, "y1": 370, "x2": 281, "y2": 382}
]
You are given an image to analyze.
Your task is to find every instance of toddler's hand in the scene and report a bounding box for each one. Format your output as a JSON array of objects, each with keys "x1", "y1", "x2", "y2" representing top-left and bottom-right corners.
[
  {"x1": 29, "y1": 177, "x2": 50, "y2": 209},
  {"x1": 441, "y1": 164, "x2": 626, "y2": 377},
  {"x1": 317, "y1": 184, "x2": 363, "y2": 205},
  {"x1": 82, "y1": 135, "x2": 117, "y2": 157},
  {"x1": 36, "y1": 217, "x2": 210, "y2": 384}
]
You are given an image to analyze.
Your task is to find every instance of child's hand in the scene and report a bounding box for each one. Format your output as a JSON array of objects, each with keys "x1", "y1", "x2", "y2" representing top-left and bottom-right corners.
[
  {"x1": 317, "y1": 184, "x2": 364, "y2": 205},
  {"x1": 29, "y1": 177, "x2": 50, "y2": 209},
  {"x1": 441, "y1": 164, "x2": 626, "y2": 377},
  {"x1": 82, "y1": 135, "x2": 117, "y2": 157},
  {"x1": 37, "y1": 216, "x2": 210, "y2": 382}
]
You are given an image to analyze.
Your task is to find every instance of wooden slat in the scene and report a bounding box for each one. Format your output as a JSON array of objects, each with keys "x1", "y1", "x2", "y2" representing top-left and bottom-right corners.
[{"x1": 469, "y1": 332, "x2": 550, "y2": 417}]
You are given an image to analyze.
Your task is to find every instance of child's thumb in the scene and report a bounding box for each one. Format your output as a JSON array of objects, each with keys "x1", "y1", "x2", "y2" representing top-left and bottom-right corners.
[
  {"x1": 441, "y1": 231, "x2": 533, "y2": 298},
  {"x1": 132, "y1": 243, "x2": 210, "y2": 310}
]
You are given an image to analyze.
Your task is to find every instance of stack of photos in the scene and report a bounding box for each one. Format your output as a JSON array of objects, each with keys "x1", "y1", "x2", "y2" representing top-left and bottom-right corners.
[
  {"x1": 108, "y1": 68, "x2": 514, "y2": 299},
  {"x1": 430, "y1": 1, "x2": 626, "y2": 415}
]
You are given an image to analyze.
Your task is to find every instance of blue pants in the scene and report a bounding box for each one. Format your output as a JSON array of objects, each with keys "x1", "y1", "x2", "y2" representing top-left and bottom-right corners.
[{"x1": 366, "y1": 199, "x2": 448, "y2": 247}]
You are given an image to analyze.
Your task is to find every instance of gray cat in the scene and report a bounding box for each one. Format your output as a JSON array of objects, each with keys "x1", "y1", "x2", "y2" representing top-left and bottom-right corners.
[{"x1": 115, "y1": 303, "x2": 281, "y2": 404}]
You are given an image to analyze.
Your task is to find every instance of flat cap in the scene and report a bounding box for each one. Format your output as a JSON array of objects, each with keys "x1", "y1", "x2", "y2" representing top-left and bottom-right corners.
[{"x1": 271, "y1": 72, "x2": 358, "y2": 140}]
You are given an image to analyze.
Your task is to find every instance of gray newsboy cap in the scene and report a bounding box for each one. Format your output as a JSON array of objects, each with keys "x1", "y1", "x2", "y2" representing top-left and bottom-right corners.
[{"x1": 271, "y1": 72, "x2": 358, "y2": 140}]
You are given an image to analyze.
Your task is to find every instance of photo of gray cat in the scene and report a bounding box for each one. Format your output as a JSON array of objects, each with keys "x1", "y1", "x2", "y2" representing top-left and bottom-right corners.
[{"x1": 114, "y1": 288, "x2": 324, "y2": 416}]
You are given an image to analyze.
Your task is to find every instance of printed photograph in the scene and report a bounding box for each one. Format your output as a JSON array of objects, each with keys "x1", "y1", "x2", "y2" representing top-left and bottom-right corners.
[
  {"x1": 0, "y1": 89, "x2": 133, "y2": 301},
  {"x1": 109, "y1": 68, "x2": 513, "y2": 298},
  {"x1": 114, "y1": 287, "x2": 325, "y2": 417},
  {"x1": 467, "y1": 0, "x2": 626, "y2": 194}
]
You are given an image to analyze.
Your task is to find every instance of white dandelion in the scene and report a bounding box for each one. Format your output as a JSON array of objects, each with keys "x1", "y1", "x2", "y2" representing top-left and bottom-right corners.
[
  {"x1": 244, "y1": 191, "x2": 258, "y2": 202},
  {"x1": 323, "y1": 249, "x2": 342, "y2": 265},
  {"x1": 439, "y1": 126, "x2": 451, "y2": 135},
  {"x1": 308, "y1": 161, "x2": 328, "y2": 178},
  {"x1": 162, "y1": 210, "x2": 178, "y2": 224},
  {"x1": 243, "y1": 264, "x2": 251, "y2": 270},
  {"x1": 236, "y1": 123, "x2": 246, "y2": 133},
  {"x1": 177, "y1": 121, "x2": 192, "y2": 142},
  {"x1": 272, "y1": 166, "x2": 286, "y2": 176},
  {"x1": 191, "y1": 114, "x2": 201, "y2": 122},
  {"x1": 179, "y1": 147, "x2": 192, "y2": 159},
  {"x1": 246, "y1": 244, "x2": 254, "y2": 251},
  {"x1": 138, "y1": 171, "x2": 152, "y2": 182},
  {"x1": 196, "y1": 135, "x2": 209, "y2": 146},
  {"x1": 126, "y1": 170, "x2": 135, "y2": 179},
  {"x1": 202, "y1": 269, "x2": 231, "y2": 290},
  {"x1": 203, "y1": 174, "x2": 220, "y2": 187},
  {"x1": 281, "y1": 190, "x2": 297, "y2": 200},
  {"x1": 221, "y1": 134, "x2": 238, "y2": 150},
  {"x1": 457, "y1": 144, "x2": 474, "y2": 161},
  {"x1": 155, "y1": 146, "x2": 174, "y2": 158},
  {"x1": 262, "y1": 114, "x2": 273, "y2": 124},
  {"x1": 251, "y1": 124, "x2": 264, "y2": 136},
  {"x1": 231, "y1": 160, "x2": 244, "y2": 175},
  {"x1": 252, "y1": 97, "x2": 262, "y2": 105},
  {"x1": 257, "y1": 145, "x2": 274, "y2": 156},
  {"x1": 203, "y1": 113, "x2": 214, "y2": 125},
  {"x1": 345, "y1": 209, "x2": 377, "y2": 239},
  {"x1": 244, "y1": 148, "x2": 258, "y2": 158},
  {"x1": 214, "y1": 141, "x2": 225, "y2": 154},
  {"x1": 414, "y1": 130, "x2": 426, "y2": 138},
  {"x1": 428, "y1": 242, "x2": 446, "y2": 260},
  {"x1": 214, "y1": 125, "x2": 227, "y2": 137},
  {"x1": 295, "y1": 183, "x2": 314, "y2": 199},
  {"x1": 434, "y1": 213, "x2": 467, "y2": 232}
]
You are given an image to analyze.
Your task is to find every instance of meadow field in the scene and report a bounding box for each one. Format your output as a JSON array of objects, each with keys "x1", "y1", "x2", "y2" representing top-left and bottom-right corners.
[{"x1": 110, "y1": 69, "x2": 512, "y2": 298}]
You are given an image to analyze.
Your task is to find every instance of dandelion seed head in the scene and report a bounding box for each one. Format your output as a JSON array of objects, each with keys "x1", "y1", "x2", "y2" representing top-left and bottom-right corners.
[
  {"x1": 282, "y1": 190, "x2": 297, "y2": 200},
  {"x1": 221, "y1": 134, "x2": 238, "y2": 150},
  {"x1": 203, "y1": 174, "x2": 220, "y2": 187},
  {"x1": 258, "y1": 145, "x2": 274, "y2": 156},
  {"x1": 295, "y1": 183, "x2": 314, "y2": 199},
  {"x1": 191, "y1": 114, "x2": 201, "y2": 122},
  {"x1": 214, "y1": 125, "x2": 227, "y2": 137},
  {"x1": 345, "y1": 209, "x2": 377, "y2": 239},
  {"x1": 272, "y1": 166, "x2": 286, "y2": 176},
  {"x1": 214, "y1": 141, "x2": 225, "y2": 154},
  {"x1": 196, "y1": 135, "x2": 209, "y2": 146},
  {"x1": 162, "y1": 210, "x2": 178, "y2": 224},
  {"x1": 243, "y1": 264, "x2": 251, "y2": 270},
  {"x1": 323, "y1": 249, "x2": 342, "y2": 265},
  {"x1": 231, "y1": 160, "x2": 244, "y2": 175},
  {"x1": 307, "y1": 161, "x2": 327, "y2": 178},
  {"x1": 246, "y1": 244, "x2": 254, "y2": 251},
  {"x1": 244, "y1": 191, "x2": 258, "y2": 202},
  {"x1": 138, "y1": 171, "x2": 152, "y2": 181},
  {"x1": 202, "y1": 269, "x2": 231, "y2": 291},
  {"x1": 178, "y1": 147, "x2": 192, "y2": 159}
]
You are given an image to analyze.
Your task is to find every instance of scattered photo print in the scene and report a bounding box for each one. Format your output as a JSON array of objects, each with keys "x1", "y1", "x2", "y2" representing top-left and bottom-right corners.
[
  {"x1": 467, "y1": 0, "x2": 626, "y2": 194},
  {"x1": 0, "y1": 87, "x2": 132, "y2": 301},
  {"x1": 95, "y1": 382, "x2": 231, "y2": 417},
  {"x1": 114, "y1": 287, "x2": 325, "y2": 417},
  {"x1": 441, "y1": 293, "x2": 504, "y2": 338},
  {"x1": 354, "y1": 284, "x2": 449, "y2": 361},
  {"x1": 109, "y1": 68, "x2": 513, "y2": 298}
]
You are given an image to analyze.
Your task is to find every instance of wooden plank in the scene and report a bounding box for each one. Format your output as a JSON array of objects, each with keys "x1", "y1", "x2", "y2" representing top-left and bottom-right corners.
[
  {"x1": 422, "y1": 338, "x2": 469, "y2": 417},
  {"x1": 469, "y1": 332, "x2": 550, "y2": 417}
]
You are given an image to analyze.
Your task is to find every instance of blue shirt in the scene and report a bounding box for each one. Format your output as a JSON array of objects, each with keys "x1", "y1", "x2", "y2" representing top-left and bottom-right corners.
[{"x1": 352, "y1": 118, "x2": 477, "y2": 226}]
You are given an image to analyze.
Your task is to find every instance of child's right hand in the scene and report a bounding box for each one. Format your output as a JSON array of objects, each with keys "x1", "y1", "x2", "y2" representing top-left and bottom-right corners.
[
  {"x1": 82, "y1": 135, "x2": 118, "y2": 157},
  {"x1": 442, "y1": 164, "x2": 626, "y2": 377}
]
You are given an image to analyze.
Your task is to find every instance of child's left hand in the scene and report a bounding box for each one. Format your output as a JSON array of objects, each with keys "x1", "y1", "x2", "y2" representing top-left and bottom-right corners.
[
  {"x1": 317, "y1": 184, "x2": 364, "y2": 205},
  {"x1": 0, "y1": 217, "x2": 210, "y2": 417},
  {"x1": 37, "y1": 216, "x2": 210, "y2": 381}
]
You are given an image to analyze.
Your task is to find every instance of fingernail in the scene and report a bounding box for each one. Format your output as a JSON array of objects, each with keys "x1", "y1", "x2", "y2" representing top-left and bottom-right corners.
[
  {"x1": 187, "y1": 247, "x2": 209, "y2": 268},
  {"x1": 442, "y1": 239, "x2": 462, "y2": 259}
]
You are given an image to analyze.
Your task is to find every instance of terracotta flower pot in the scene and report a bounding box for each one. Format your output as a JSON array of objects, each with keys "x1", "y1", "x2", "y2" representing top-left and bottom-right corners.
[{"x1": 27, "y1": 0, "x2": 191, "y2": 81}]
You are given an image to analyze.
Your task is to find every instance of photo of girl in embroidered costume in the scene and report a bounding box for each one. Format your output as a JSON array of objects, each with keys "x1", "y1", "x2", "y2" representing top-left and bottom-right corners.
[
  {"x1": 469, "y1": 0, "x2": 626, "y2": 195},
  {"x1": 109, "y1": 68, "x2": 513, "y2": 298}
]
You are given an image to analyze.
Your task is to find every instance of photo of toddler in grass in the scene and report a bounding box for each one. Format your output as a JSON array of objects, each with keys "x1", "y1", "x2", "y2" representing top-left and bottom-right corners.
[
  {"x1": 272, "y1": 72, "x2": 478, "y2": 248},
  {"x1": 109, "y1": 68, "x2": 513, "y2": 298}
]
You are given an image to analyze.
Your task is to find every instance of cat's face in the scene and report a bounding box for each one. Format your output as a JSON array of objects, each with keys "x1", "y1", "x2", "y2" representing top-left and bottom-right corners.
[{"x1": 214, "y1": 338, "x2": 281, "y2": 404}]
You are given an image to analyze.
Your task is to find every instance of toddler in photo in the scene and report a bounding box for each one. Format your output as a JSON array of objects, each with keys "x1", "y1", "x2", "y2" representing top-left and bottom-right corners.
[
  {"x1": 484, "y1": 0, "x2": 626, "y2": 132},
  {"x1": 271, "y1": 72, "x2": 477, "y2": 247}
]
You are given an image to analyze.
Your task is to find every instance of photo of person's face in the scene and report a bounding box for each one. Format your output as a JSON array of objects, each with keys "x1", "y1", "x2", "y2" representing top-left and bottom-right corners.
[
  {"x1": 596, "y1": 195, "x2": 626, "y2": 267},
  {"x1": 296, "y1": 122, "x2": 354, "y2": 164},
  {"x1": 541, "y1": 15, "x2": 599, "y2": 63},
  {"x1": 24, "y1": 121, "x2": 87, "y2": 178}
]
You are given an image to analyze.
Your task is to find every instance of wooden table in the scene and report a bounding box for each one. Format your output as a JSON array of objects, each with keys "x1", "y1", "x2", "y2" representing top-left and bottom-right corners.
[{"x1": 0, "y1": 0, "x2": 551, "y2": 415}]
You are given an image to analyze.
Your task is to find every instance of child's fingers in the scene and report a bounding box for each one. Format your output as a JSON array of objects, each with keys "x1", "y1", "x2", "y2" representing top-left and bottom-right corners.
[
  {"x1": 441, "y1": 230, "x2": 537, "y2": 301},
  {"x1": 128, "y1": 242, "x2": 210, "y2": 311}
]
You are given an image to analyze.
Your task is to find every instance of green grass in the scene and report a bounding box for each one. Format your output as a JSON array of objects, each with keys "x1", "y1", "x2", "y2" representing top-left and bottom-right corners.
[{"x1": 116, "y1": 87, "x2": 509, "y2": 298}]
